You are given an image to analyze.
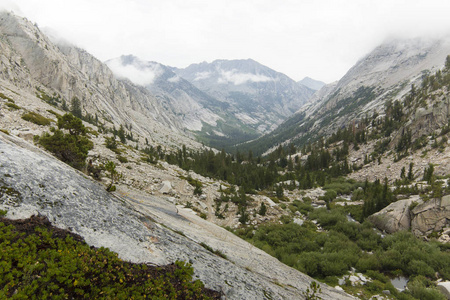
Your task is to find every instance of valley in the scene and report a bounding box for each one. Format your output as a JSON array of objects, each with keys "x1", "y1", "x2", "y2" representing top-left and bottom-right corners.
[{"x1": 0, "y1": 10, "x2": 449, "y2": 300}]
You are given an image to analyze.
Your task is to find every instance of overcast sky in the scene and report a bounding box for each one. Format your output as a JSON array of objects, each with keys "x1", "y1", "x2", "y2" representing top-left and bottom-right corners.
[{"x1": 1, "y1": 0, "x2": 450, "y2": 83}]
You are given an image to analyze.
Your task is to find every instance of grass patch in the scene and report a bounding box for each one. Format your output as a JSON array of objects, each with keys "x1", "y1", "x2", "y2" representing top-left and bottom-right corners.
[
  {"x1": 47, "y1": 109, "x2": 62, "y2": 118},
  {"x1": 117, "y1": 155, "x2": 128, "y2": 163},
  {"x1": 199, "y1": 242, "x2": 228, "y2": 260},
  {"x1": 5, "y1": 102, "x2": 21, "y2": 110},
  {"x1": 0, "y1": 92, "x2": 13, "y2": 102},
  {"x1": 21, "y1": 112, "x2": 54, "y2": 126}
]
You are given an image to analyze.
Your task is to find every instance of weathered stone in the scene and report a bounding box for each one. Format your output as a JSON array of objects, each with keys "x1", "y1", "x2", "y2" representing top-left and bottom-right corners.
[
  {"x1": 437, "y1": 281, "x2": 450, "y2": 299},
  {"x1": 158, "y1": 181, "x2": 173, "y2": 194},
  {"x1": 442, "y1": 195, "x2": 450, "y2": 208},
  {"x1": 293, "y1": 217, "x2": 304, "y2": 226},
  {"x1": 368, "y1": 196, "x2": 420, "y2": 233},
  {"x1": 411, "y1": 198, "x2": 450, "y2": 237}
]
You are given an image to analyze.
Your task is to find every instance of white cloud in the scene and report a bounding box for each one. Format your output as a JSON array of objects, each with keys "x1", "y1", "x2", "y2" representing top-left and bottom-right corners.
[
  {"x1": 194, "y1": 71, "x2": 211, "y2": 81},
  {"x1": 167, "y1": 75, "x2": 180, "y2": 83},
  {"x1": 2, "y1": 0, "x2": 450, "y2": 83},
  {"x1": 218, "y1": 70, "x2": 274, "y2": 85},
  {"x1": 106, "y1": 58, "x2": 162, "y2": 86}
]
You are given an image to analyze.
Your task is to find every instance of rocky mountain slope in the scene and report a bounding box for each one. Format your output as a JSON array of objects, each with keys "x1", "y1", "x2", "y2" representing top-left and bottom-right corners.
[
  {"x1": 0, "y1": 129, "x2": 355, "y2": 300},
  {"x1": 243, "y1": 37, "x2": 450, "y2": 155},
  {"x1": 1, "y1": 9, "x2": 449, "y2": 299},
  {"x1": 106, "y1": 55, "x2": 223, "y2": 132},
  {"x1": 0, "y1": 11, "x2": 199, "y2": 151},
  {"x1": 0, "y1": 10, "x2": 358, "y2": 299}
]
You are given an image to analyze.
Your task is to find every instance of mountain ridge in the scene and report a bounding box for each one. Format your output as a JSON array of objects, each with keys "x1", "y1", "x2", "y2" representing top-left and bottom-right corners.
[
  {"x1": 106, "y1": 55, "x2": 316, "y2": 149},
  {"x1": 241, "y1": 37, "x2": 450, "y2": 155},
  {"x1": 0, "y1": 11, "x2": 200, "y2": 150}
]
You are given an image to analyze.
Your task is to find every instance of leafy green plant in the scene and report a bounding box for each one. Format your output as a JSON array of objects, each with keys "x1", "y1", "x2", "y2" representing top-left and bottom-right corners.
[
  {"x1": 0, "y1": 216, "x2": 219, "y2": 299},
  {"x1": 302, "y1": 281, "x2": 322, "y2": 300}
]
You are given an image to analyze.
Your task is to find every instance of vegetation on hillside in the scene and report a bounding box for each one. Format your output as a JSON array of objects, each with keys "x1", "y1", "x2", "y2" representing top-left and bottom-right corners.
[
  {"x1": 37, "y1": 113, "x2": 93, "y2": 170},
  {"x1": 0, "y1": 215, "x2": 220, "y2": 299},
  {"x1": 233, "y1": 207, "x2": 449, "y2": 300}
]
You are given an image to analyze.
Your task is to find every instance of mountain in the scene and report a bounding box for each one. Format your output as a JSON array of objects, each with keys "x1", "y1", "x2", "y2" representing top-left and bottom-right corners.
[
  {"x1": 173, "y1": 59, "x2": 315, "y2": 144},
  {"x1": 298, "y1": 76, "x2": 326, "y2": 91},
  {"x1": 0, "y1": 132, "x2": 355, "y2": 300},
  {"x1": 106, "y1": 55, "x2": 257, "y2": 149},
  {"x1": 106, "y1": 55, "x2": 225, "y2": 132},
  {"x1": 0, "y1": 11, "x2": 199, "y2": 150},
  {"x1": 242, "y1": 37, "x2": 450, "y2": 155},
  {"x1": 2, "y1": 10, "x2": 450, "y2": 299},
  {"x1": 106, "y1": 56, "x2": 315, "y2": 149}
]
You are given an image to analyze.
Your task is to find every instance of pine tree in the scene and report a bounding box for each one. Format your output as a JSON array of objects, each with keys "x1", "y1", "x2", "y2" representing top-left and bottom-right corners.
[
  {"x1": 117, "y1": 125, "x2": 126, "y2": 144},
  {"x1": 70, "y1": 97, "x2": 82, "y2": 119},
  {"x1": 258, "y1": 202, "x2": 267, "y2": 216}
]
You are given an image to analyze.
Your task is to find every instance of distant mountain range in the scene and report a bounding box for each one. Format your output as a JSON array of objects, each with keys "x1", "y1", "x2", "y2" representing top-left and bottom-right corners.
[
  {"x1": 106, "y1": 56, "x2": 316, "y2": 149},
  {"x1": 2, "y1": 10, "x2": 449, "y2": 159}
]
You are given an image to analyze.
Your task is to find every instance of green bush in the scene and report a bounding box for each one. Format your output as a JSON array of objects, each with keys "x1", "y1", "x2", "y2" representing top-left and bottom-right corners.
[
  {"x1": 117, "y1": 155, "x2": 128, "y2": 163},
  {"x1": 38, "y1": 113, "x2": 93, "y2": 170},
  {"x1": 0, "y1": 216, "x2": 219, "y2": 299},
  {"x1": 5, "y1": 102, "x2": 20, "y2": 110},
  {"x1": 22, "y1": 111, "x2": 54, "y2": 126},
  {"x1": 407, "y1": 276, "x2": 446, "y2": 300},
  {"x1": 104, "y1": 136, "x2": 118, "y2": 150},
  {"x1": 0, "y1": 92, "x2": 13, "y2": 101}
]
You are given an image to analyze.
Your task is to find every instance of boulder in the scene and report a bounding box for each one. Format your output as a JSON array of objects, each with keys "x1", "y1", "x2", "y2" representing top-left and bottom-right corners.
[
  {"x1": 411, "y1": 196, "x2": 450, "y2": 237},
  {"x1": 437, "y1": 281, "x2": 450, "y2": 299},
  {"x1": 158, "y1": 181, "x2": 173, "y2": 194},
  {"x1": 293, "y1": 217, "x2": 304, "y2": 226},
  {"x1": 368, "y1": 196, "x2": 420, "y2": 233}
]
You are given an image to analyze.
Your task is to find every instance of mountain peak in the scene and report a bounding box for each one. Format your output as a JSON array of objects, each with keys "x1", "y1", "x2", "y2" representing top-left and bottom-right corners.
[{"x1": 298, "y1": 77, "x2": 326, "y2": 91}]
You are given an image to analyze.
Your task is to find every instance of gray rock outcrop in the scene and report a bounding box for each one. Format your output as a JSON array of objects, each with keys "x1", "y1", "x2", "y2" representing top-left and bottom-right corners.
[
  {"x1": 0, "y1": 11, "x2": 199, "y2": 150},
  {"x1": 368, "y1": 196, "x2": 420, "y2": 234},
  {"x1": 368, "y1": 195, "x2": 450, "y2": 239},
  {"x1": 411, "y1": 195, "x2": 450, "y2": 237}
]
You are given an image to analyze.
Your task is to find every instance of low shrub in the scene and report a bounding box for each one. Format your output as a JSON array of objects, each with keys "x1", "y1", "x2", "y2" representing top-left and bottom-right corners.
[
  {"x1": 117, "y1": 155, "x2": 128, "y2": 163},
  {"x1": 22, "y1": 111, "x2": 53, "y2": 126},
  {"x1": 0, "y1": 215, "x2": 219, "y2": 299},
  {"x1": 5, "y1": 102, "x2": 20, "y2": 110}
]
